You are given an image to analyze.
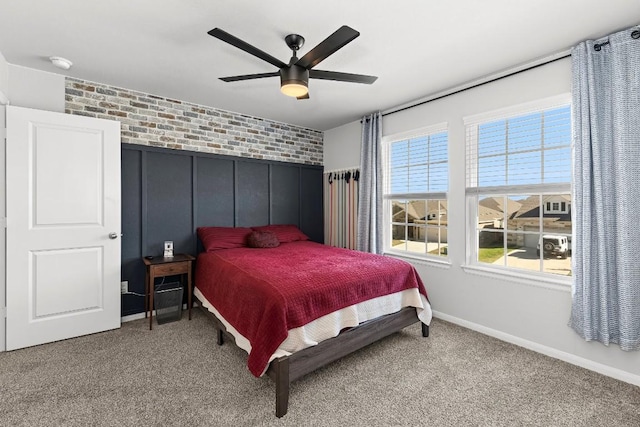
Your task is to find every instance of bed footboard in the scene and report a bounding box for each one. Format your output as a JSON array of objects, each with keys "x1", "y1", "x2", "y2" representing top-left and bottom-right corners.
[
  {"x1": 196, "y1": 297, "x2": 428, "y2": 418},
  {"x1": 266, "y1": 306, "x2": 424, "y2": 417}
]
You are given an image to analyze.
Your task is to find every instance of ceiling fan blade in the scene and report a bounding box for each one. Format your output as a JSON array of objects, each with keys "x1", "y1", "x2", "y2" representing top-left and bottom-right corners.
[
  {"x1": 208, "y1": 28, "x2": 287, "y2": 69},
  {"x1": 309, "y1": 69, "x2": 377, "y2": 84},
  {"x1": 297, "y1": 93, "x2": 310, "y2": 100},
  {"x1": 296, "y1": 25, "x2": 360, "y2": 69},
  {"x1": 219, "y1": 72, "x2": 280, "y2": 82}
]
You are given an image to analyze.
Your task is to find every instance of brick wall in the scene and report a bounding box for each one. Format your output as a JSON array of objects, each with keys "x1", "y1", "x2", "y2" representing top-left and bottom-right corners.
[{"x1": 64, "y1": 78, "x2": 323, "y2": 165}]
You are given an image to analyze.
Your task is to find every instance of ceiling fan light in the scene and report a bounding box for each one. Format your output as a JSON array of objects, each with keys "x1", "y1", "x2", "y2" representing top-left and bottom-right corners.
[
  {"x1": 280, "y1": 82, "x2": 308, "y2": 97},
  {"x1": 280, "y1": 65, "x2": 309, "y2": 98}
]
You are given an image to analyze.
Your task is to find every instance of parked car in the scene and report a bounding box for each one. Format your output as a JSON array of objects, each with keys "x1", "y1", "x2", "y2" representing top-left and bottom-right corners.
[{"x1": 537, "y1": 235, "x2": 569, "y2": 259}]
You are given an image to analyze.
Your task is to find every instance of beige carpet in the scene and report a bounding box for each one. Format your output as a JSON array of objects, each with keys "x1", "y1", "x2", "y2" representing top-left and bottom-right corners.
[{"x1": 1, "y1": 310, "x2": 639, "y2": 426}]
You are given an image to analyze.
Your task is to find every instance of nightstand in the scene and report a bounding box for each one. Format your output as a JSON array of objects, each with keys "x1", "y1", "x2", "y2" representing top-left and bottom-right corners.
[{"x1": 143, "y1": 254, "x2": 195, "y2": 330}]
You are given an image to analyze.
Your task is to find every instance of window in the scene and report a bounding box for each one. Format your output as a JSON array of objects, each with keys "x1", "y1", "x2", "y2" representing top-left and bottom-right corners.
[
  {"x1": 465, "y1": 95, "x2": 572, "y2": 278},
  {"x1": 383, "y1": 124, "x2": 448, "y2": 258},
  {"x1": 544, "y1": 200, "x2": 569, "y2": 214}
]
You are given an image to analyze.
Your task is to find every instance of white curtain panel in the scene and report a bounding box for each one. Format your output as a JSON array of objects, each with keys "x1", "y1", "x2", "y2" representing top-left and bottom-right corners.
[
  {"x1": 569, "y1": 26, "x2": 640, "y2": 350},
  {"x1": 357, "y1": 112, "x2": 383, "y2": 254}
]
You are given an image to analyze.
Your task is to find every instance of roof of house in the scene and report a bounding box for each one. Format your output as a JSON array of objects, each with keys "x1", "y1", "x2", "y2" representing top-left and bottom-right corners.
[
  {"x1": 478, "y1": 205, "x2": 504, "y2": 223},
  {"x1": 392, "y1": 200, "x2": 447, "y2": 223},
  {"x1": 510, "y1": 195, "x2": 571, "y2": 221},
  {"x1": 479, "y1": 197, "x2": 522, "y2": 217}
]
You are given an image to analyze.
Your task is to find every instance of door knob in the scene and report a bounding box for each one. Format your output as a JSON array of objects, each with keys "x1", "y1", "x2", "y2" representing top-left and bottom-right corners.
[{"x1": 108, "y1": 232, "x2": 120, "y2": 239}]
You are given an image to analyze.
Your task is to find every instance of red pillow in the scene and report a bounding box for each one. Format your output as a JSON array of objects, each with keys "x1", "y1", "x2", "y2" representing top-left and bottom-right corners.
[
  {"x1": 247, "y1": 230, "x2": 280, "y2": 248},
  {"x1": 197, "y1": 227, "x2": 252, "y2": 251},
  {"x1": 251, "y1": 224, "x2": 309, "y2": 243}
]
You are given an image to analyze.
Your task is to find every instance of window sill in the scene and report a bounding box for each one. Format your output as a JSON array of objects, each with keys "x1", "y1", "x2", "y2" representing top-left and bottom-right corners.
[
  {"x1": 460, "y1": 263, "x2": 571, "y2": 292},
  {"x1": 383, "y1": 250, "x2": 452, "y2": 269}
]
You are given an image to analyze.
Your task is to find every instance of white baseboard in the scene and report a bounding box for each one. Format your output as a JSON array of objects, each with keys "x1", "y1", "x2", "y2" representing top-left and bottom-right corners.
[
  {"x1": 432, "y1": 310, "x2": 640, "y2": 388},
  {"x1": 121, "y1": 312, "x2": 148, "y2": 323},
  {"x1": 121, "y1": 303, "x2": 189, "y2": 324}
]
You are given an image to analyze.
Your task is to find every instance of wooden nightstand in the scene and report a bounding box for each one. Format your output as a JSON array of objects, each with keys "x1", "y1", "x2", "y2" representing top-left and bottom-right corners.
[{"x1": 143, "y1": 254, "x2": 195, "y2": 330}]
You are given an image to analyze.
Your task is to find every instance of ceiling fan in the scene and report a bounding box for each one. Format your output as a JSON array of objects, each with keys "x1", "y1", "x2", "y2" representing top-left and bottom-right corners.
[{"x1": 208, "y1": 25, "x2": 377, "y2": 99}]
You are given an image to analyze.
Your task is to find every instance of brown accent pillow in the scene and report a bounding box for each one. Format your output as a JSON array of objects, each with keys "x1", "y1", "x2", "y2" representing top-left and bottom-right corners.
[{"x1": 247, "y1": 230, "x2": 280, "y2": 248}]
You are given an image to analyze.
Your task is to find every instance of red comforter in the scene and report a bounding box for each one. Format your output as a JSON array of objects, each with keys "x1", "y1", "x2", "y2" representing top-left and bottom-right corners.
[{"x1": 195, "y1": 241, "x2": 428, "y2": 376}]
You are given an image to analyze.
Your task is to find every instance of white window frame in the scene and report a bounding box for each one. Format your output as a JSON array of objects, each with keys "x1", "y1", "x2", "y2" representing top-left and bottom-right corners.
[
  {"x1": 463, "y1": 94, "x2": 572, "y2": 286},
  {"x1": 382, "y1": 122, "x2": 449, "y2": 263}
]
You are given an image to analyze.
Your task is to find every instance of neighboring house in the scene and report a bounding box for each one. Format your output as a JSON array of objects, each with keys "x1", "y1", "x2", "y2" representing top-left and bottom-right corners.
[
  {"x1": 392, "y1": 199, "x2": 448, "y2": 243},
  {"x1": 508, "y1": 195, "x2": 572, "y2": 248},
  {"x1": 477, "y1": 197, "x2": 522, "y2": 246},
  {"x1": 476, "y1": 195, "x2": 571, "y2": 248},
  {"x1": 478, "y1": 196, "x2": 522, "y2": 228}
]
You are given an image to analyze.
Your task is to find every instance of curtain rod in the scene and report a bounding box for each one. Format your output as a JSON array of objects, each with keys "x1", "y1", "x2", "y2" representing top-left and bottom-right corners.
[
  {"x1": 324, "y1": 166, "x2": 360, "y2": 174},
  {"x1": 382, "y1": 51, "x2": 571, "y2": 118},
  {"x1": 595, "y1": 28, "x2": 640, "y2": 50}
]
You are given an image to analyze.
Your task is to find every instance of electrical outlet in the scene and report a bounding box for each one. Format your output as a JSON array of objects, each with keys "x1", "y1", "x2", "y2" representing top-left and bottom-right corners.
[{"x1": 120, "y1": 281, "x2": 128, "y2": 294}]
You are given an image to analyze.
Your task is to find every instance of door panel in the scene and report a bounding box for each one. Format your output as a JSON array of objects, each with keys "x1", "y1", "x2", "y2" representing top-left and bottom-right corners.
[
  {"x1": 34, "y1": 125, "x2": 103, "y2": 226},
  {"x1": 6, "y1": 106, "x2": 121, "y2": 351},
  {"x1": 32, "y1": 247, "x2": 103, "y2": 318}
]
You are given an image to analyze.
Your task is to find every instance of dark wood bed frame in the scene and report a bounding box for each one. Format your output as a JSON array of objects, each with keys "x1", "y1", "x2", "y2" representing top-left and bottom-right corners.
[{"x1": 195, "y1": 296, "x2": 429, "y2": 417}]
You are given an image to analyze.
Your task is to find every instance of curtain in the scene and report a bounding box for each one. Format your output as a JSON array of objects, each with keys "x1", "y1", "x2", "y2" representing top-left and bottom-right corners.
[
  {"x1": 569, "y1": 26, "x2": 640, "y2": 350},
  {"x1": 323, "y1": 168, "x2": 359, "y2": 249},
  {"x1": 357, "y1": 112, "x2": 383, "y2": 254}
]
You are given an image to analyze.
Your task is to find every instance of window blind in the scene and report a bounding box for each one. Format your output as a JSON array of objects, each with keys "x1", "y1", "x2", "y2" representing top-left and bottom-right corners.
[
  {"x1": 388, "y1": 131, "x2": 448, "y2": 198},
  {"x1": 466, "y1": 105, "x2": 571, "y2": 195}
]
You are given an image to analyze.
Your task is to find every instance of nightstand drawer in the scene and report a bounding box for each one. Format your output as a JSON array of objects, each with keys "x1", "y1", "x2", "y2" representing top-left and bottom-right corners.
[{"x1": 152, "y1": 261, "x2": 189, "y2": 276}]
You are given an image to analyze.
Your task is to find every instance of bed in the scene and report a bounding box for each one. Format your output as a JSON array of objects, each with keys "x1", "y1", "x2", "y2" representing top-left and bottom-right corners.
[{"x1": 194, "y1": 225, "x2": 432, "y2": 417}]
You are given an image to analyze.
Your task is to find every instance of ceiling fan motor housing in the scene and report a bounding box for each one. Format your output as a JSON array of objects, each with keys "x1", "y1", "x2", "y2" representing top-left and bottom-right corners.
[{"x1": 280, "y1": 65, "x2": 309, "y2": 87}]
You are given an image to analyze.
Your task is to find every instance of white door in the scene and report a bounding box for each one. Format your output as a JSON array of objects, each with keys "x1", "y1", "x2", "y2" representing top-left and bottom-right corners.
[{"x1": 6, "y1": 106, "x2": 121, "y2": 350}]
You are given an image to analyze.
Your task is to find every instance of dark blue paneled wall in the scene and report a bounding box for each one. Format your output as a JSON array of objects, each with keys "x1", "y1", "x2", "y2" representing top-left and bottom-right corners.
[{"x1": 121, "y1": 144, "x2": 323, "y2": 316}]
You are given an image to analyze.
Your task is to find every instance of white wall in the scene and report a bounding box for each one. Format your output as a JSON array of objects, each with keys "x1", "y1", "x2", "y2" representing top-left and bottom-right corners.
[
  {"x1": 0, "y1": 51, "x2": 8, "y2": 352},
  {"x1": 7, "y1": 65, "x2": 65, "y2": 112},
  {"x1": 0, "y1": 52, "x2": 8, "y2": 97},
  {"x1": 323, "y1": 57, "x2": 640, "y2": 385},
  {"x1": 323, "y1": 120, "x2": 361, "y2": 170}
]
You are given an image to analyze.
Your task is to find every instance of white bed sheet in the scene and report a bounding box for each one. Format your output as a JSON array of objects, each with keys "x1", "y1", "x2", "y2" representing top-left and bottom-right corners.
[{"x1": 194, "y1": 286, "x2": 432, "y2": 376}]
